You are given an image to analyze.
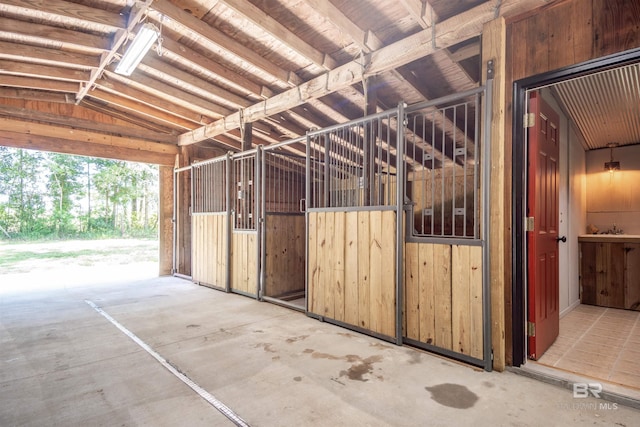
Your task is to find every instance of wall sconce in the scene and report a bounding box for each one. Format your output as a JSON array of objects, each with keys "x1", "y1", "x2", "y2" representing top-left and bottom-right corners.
[
  {"x1": 115, "y1": 23, "x2": 160, "y2": 76},
  {"x1": 604, "y1": 142, "x2": 620, "y2": 172}
]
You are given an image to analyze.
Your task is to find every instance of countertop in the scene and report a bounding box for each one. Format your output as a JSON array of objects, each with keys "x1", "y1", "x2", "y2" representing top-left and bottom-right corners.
[{"x1": 578, "y1": 234, "x2": 640, "y2": 243}]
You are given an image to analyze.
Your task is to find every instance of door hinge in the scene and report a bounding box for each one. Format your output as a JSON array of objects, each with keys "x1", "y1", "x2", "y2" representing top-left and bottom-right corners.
[
  {"x1": 526, "y1": 216, "x2": 535, "y2": 231},
  {"x1": 524, "y1": 112, "x2": 535, "y2": 128},
  {"x1": 527, "y1": 321, "x2": 536, "y2": 337}
]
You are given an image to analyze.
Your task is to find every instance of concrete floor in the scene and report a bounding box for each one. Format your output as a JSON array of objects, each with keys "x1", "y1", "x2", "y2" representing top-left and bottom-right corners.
[{"x1": 1, "y1": 274, "x2": 639, "y2": 426}]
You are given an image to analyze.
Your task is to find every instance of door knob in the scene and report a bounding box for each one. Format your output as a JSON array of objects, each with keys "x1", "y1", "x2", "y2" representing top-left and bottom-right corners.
[{"x1": 556, "y1": 236, "x2": 567, "y2": 243}]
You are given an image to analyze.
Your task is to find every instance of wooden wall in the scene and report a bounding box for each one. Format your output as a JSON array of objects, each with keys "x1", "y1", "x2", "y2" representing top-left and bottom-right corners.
[
  {"x1": 308, "y1": 210, "x2": 396, "y2": 339},
  {"x1": 231, "y1": 231, "x2": 258, "y2": 296},
  {"x1": 482, "y1": 0, "x2": 640, "y2": 368},
  {"x1": 404, "y1": 243, "x2": 483, "y2": 359},
  {"x1": 191, "y1": 214, "x2": 228, "y2": 289},
  {"x1": 264, "y1": 214, "x2": 305, "y2": 297}
]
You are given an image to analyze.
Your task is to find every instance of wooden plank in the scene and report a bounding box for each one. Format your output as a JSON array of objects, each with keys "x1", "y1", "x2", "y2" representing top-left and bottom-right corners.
[
  {"x1": 380, "y1": 210, "x2": 396, "y2": 338},
  {"x1": 0, "y1": 40, "x2": 99, "y2": 69},
  {"x1": 609, "y1": 242, "x2": 625, "y2": 309},
  {"x1": 482, "y1": 16, "x2": 507, "y2": 371},
  {"x1": 357, "y1": 211, "x2": 370, "y2": 330},
  {"x1": 333, "y1": 211, "x2": 346, "y2": 322},
  {"x1": 593, "y1": 0, "x2": 640, "y2": 58},
  {"x1": 580, "y1": 242, "x2": 597, "y2": 305},
  {"x1": 368, "y1": 210, "x2": 383, "y2": 335},
  {"x1": 248, "y1": 233, "x2": 258, "y2": 296},
  {"x1": 0, "y1": 130, "x2": 176, "y2": 166},
  {"x1": 404, "y1": 242, "x2": 420, "y2": 341},
  {"x1": 595, "y1": 242, "x2": 609, "y2": 307},
  {"x1": 452, "y1": 245, "x2": 471, "y2": 356},
  {"x1": 0, "y1": 0, "x2": 125, "y2": 30},
  {"x1": 469, "y1": 246, "x2": 484, "y2": 359},
  {"x1": 308, "y1": 212, "x2": 318, "y2": 314},
  {"x1": 344, "y1": 212, "x2": 359, "y2": 326},
  {"x1": 625, "y1": 243, "x2": 640, "y2": 310},
  {"x1": 323, "y1": 211, "x2": 335, "y2": 319},
  {"x1": 433, "y1": 244, "x2": 452, "y2": 350},
  {"x1": 158, "y1": 166, "x2": 173, "y2": 276},
  {"x1": 419, "y1": 243, "x2": 436, "y2": 345}
]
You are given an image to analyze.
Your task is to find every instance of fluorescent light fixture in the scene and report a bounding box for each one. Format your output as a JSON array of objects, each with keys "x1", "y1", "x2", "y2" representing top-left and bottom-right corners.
[{"x1": 115, "y1": 23, "x2": 159, "y2": 76}]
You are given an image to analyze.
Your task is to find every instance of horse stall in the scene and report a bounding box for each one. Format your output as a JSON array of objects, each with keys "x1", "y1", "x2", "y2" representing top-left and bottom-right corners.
[
  {"x1": 259, "y1": 140, "x2": 307, "y2": 310},
  {"x1": 190, "y1": 155, "x2": 230, "y2": 291},
  {"x1": 229, "y1": 150, "x2": 260, "y2": 298},
  {"x1": 305, "y1": 109, "x2": 404, "y2": 343},
  {"x1": 401, "y1": 87, "x2": 492, "y2": 369}
]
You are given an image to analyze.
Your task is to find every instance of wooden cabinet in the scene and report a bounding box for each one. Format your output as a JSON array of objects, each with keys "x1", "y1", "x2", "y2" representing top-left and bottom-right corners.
[{"x1": 580, "y1": 238, "x2": 640, "y2": 310}]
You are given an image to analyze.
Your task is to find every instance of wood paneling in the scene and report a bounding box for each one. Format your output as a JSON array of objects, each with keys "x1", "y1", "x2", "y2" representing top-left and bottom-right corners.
[
  {"x1": 191, "y1": 214, "x2": 228, "y2": 289},
  {"x1": 404, "y1": 242, "x2": 484, "y2": 359},
  {"x1": 264, "y1": 214, "x2": 305, "y2": 297},
  {"x1": 158, "y1": 166, "x2": 173, "y2": 276},
  {"x1": 231, "y1": 231, "x2": 258, "y2": 296},
  {"x1": 308, "y1": 210, "x2": 396, "y2": 339}
]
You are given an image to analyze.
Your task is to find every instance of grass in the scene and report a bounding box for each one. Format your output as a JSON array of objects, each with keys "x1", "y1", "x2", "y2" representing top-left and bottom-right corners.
[{"x1": 0, "y1": 239, "x2": 158, "y2": 274}]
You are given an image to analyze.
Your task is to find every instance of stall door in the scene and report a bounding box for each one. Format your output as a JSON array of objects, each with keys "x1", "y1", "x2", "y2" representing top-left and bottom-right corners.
[{"x1": 527, "y1": 91, "x2": 560, "y2": 360}]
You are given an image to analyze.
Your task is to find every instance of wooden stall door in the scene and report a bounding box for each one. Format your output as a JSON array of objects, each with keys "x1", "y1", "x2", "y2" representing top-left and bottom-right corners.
[
  {"x1": 308, "y1": 210, "x2": 397, "y2": 340},
  {"x1": 527, "y1": 91, "x2": 560, "y2": 360}
]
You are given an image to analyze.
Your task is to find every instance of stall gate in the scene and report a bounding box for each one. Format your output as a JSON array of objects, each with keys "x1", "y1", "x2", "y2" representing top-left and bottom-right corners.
[
  {"x1": 230, "y1": 151, "x2": 260, "y2": 298},
  {"x1": 260, "y1": 139, "x2": 307, "y2": 310},
  {"x1": 306, "y1": 108, "x2": 405, "y2": 343},
  {"x1": 402, "y1": 85, "x2": 492, "y2": 369}
]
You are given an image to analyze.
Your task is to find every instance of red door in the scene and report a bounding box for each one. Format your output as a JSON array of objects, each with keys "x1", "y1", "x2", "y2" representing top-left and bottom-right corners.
[{"x1": 527, "y1": 91, "x2": 560, "y2": 360}]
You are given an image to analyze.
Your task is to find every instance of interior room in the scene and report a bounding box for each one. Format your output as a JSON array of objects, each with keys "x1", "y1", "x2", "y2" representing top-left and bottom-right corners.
[{"x1": 530, "y1": 61, "x2": 640, "y2": 391}]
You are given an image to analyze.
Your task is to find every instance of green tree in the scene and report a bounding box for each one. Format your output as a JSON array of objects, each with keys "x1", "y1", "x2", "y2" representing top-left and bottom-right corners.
[{"x1": 46, "y1": 153, "x2": 84, "y2": 237}]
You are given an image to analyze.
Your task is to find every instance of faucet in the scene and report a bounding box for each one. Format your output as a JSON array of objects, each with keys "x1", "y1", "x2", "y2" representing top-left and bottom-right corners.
[{"x1": 608, "y1": 223, "x2": 624, "y2": 235}]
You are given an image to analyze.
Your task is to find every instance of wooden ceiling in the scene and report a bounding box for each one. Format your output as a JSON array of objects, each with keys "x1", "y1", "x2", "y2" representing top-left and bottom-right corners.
[{"x1": 0, "y1": 0, "x2": 550, "y2": 165}]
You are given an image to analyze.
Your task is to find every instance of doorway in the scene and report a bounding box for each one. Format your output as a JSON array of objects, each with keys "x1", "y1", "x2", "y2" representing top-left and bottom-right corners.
[{"x1": 513, "y1": 48, "x2": 640, "y2": 392}]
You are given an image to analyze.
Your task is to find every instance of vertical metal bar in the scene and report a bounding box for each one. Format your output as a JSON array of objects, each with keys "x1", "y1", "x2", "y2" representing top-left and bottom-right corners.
[
  {"x1": 396, "y1": 103, "x2": 406, "y2": 345},
  {"x1": 482, "y1": 79, "x2": 493, "y2": 371},
  {"x1": 172, "y1": 168, "x2": 178, "y2": 274},
  {"x1": 256, "y1": 148, "x2": 262, "y2": 299},
  {"x1": 225, "y1": 153, "x2": 232, "y2": 292},
  {"x1": 452, "y1": 106, "x2": 457, "y2": 235},
  {"x1": 324, "y1": 134, "x2": 330, "y2": 208},
  {"x1": 474, "y1": 94, "x2": 481, "y2": 239},
  {"x1": 305, "y1": 132, "x2": 311, "y2": 313}
]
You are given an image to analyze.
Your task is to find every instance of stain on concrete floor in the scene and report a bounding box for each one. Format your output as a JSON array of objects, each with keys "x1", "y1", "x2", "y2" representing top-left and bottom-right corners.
[{"x1": 425, "y1": 383, "x2": 479, "y2": 409}]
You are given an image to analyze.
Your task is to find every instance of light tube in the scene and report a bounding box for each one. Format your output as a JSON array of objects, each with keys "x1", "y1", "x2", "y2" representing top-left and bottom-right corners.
[{"x1": 114, "y1": 23, "x2": 159, "y2": 76}]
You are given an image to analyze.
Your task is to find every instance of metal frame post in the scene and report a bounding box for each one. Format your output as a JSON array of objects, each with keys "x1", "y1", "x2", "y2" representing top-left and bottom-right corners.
[
  {"x1": 172, "y1": 168, "x2": 178, "y2": 275},
  {"x1": 395, "y1": 102, "x2": 406, "y2": 345},
  {"x1": 256, "y1": 146, "x2": 263, "y2": 300},
  {"x1": 482, "y1": 63, "x2": 494, "y2": 371},
  {"x1": 305, "y1": 132, "x2": 311, "y2": 313},
  {"x1": 225, "y1": 152, "x2": 232, "y2": 292}
]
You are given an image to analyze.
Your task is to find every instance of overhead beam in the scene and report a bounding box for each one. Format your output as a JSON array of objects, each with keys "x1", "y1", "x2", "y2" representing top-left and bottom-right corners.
[
  {"x1": 0, "y1": 131, "x2": 176, "y2": 166},
  {"x1": 1, "y1": 75, "x2": 79, "y2": 93},
  {"x1": 0, "y1": 16, "x2": 109, "y2": 53},
  {"x1": 180, "y1": 0, "x2": 549, "y2": 145},
  {"x1": 399, "y1": 0, "x2": 434, "y2": 28},
  {"x1": 0, "y1": 87, "x2": 73, "y2": 103},
  {"x1": 0, "y1": 104, "x2": 178, "y2": 144},
  {"x1": 219, "y1": 0, "x2": 335, "y2": 69},
  {"x1": 0, "y1": 60, "x2": 90, "y2": 82},
  {"x1": 150, "y1": 0, "x2": 300, "y2": 86},
  {"x1": 76, "y1": 0, "x2": 153, "y2": 103},
  {"x1": 0, "y1": 40, "x2": 99, "y2": 68},
  {"x1": 0, "y1": 117, "x2": 179, "y2": 156},
  {"x1": 0, "y1": 0, "x2": 125, "y2": 32}
]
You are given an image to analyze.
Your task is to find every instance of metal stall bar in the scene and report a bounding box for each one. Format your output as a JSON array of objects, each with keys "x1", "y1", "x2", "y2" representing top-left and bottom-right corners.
[
  {"x1": 395, "y1": 101, "x2": 406, "y2": 345},
  {"x1": 401, "y1": 82, "x2": 492, "y2": 370},
  {"x1": 173, "y1": 164, "x2": 192, "y2": 277},
  {"x1": 260, "y1": 136, "x2": 307, "y2": 311}
]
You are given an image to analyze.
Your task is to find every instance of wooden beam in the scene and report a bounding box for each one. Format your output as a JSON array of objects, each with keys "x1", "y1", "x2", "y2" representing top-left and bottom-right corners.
[
  {"x1": 0, "y1": 40, "x2": 100, "y2": 69},
  {"x1": 141, "y1": 55, "x2": 248, "y2": 110},
  {"x1": 76, "y1": 0, "x2": 153, "y2": 103},
  {"x1": 0, "y1": 0, "x2": 125, "y2": 31},
  {"x1": 0, "y1": 16, "x2": 109, "y2": 53},
  {"x1": 0, "y1": 117, "x2": 179, "y2": 156},
  {"x1": 88, "y1": 88, "x2": 200, "y2": 130},
  {"x1": 0, "y1": 131, "x2": 176, "y2": 166},
  {"x1": 399, "y1": 0, "x2": 434, "y2": 28},
  {"x1": 180, "y1": 0, "x2": 549, "y2": 145},
  {"x1": 100, "y1": 70, "x2": 225, "y2": 121},
  {"x1": 449, "y1": 40, "x2": 481, "y2": 62},
  {"x1": 482, "y1": 16, "x2": 507, "y2": 372},
  {"x1": 150, "y1": 0, "x2": 300, "y2": 86},
  {"x1": 158, "y1": 36, "x2": 265, "y2": 98},
  {"x1": 158, "y1": 165, "x2": 174, "y2": 275},
  {"x1": 219, "y1": 0, "x2": 335, "y2": 69},
  {"x1": 1, "y1": 75, "x2": 79, "y2": 93},
  {"x1": 0, "y1": 88, "x2": 73, "y2": 103},
  {"x1": 0, "y1": 104, "x2": 178, "y2": 144},
  {"x1": 0, "y1": 60, "x2": 90, "y2": 82}
]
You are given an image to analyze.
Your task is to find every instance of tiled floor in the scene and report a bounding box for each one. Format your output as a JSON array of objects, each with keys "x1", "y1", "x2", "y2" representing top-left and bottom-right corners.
[{"x1": 537, "y1": 304, "x2": 640, "y2": 390}]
